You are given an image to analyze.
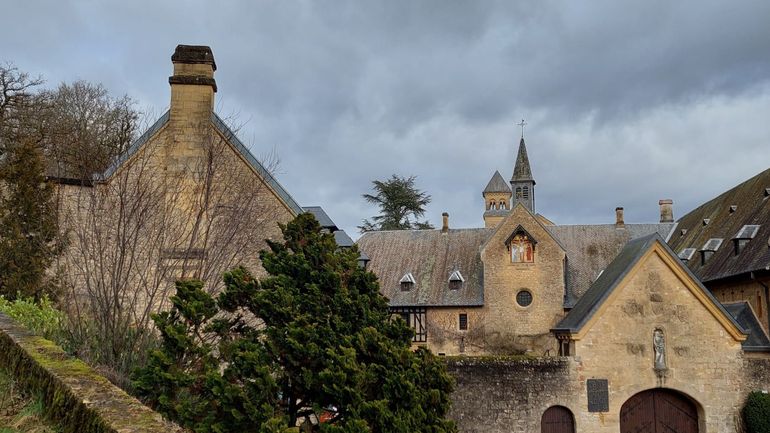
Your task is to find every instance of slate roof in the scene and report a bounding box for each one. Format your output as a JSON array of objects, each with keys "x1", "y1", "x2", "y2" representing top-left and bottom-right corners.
[
  {"x1": 723, "y1": 302, "x2": 770, "y2": 351},
  {"x1": 668, "y1": 167, "x2": 770, "y2": 283},
  {"x1": 357, "y1": 229, "x2": 489, "y2": 307},
  {"x1": 546, "y1": 223, "x2": 677, "y2": 304},
  {"x1": 553, "y1": 233, "x2": 745, "y2": 335},
  {"x1": 303, "y1": 206, "x2": 338, "y2": 230},
  {"x1": 511, "y1": 138, "x2": 535, "y2": 183},
  {"x1": 483, "y1": 170, "x2": 511, "y2": 194}
]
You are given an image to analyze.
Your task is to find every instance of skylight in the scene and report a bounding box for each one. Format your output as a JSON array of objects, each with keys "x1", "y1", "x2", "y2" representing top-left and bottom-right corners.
[
  {"x1": 701, "y1": 238, "x2": 723, "y2": 252},
  {"x1": 734, "y1": 225, "x2": 760, "y2": 240},
  {"x1": 678, "y1": 248, "x2": 696, "y2": 261}
]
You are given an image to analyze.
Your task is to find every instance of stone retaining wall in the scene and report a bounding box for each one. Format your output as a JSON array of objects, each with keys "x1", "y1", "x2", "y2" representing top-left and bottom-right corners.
[{"x1": 0, "y1": 312, "x2": 184, "y2": 433}]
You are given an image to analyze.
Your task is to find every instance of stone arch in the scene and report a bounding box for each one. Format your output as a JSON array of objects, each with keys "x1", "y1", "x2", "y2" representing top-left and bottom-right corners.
[
  {"x1": 541, "y1": 405, "x2": 575, "y2": 433},
  {"x1": 619, "y1": 388, "x2": 702, "y2": 433}
]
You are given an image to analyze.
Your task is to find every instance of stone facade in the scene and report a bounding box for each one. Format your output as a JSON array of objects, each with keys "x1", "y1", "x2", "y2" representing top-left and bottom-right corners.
[
  {"x1": 479, "y1": 204, "x2": 567, "y2": 355},
  {"x1": 53, "y1": 46, "x2": 302, "y2": 317}
]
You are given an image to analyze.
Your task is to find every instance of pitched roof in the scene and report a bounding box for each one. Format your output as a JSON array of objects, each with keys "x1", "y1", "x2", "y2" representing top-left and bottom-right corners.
[
  {"x1": 723, "y1": 301, "x2": 770, "y2": 351},
  {"x1": 553, "y1": 233, "x2": 745, "y2": 336},
  {"x1": 511, "y1": 138, "x2": 534, "y2": 183},
  {"x1": 668, "y1": 167, "x2": 770, "y2": 283},
  {"x1": 211, "y1": 113, "x2": 303, "y2": 214},
  {"x1": 303, "y1": 206, "x2": 338, "y2": 230},
  {"x1": 357, "y1": 228, "x2": 490, "y2": 307},
  {"x1": 483, "y1": 170, "x2": 511, "y2": 194},
  {"x1": 546, "y1": 223, "x2": 676, "y2": 305},
  {"x1": 100, "y1": 110, "x2": 170, "y2": 180},
  {"x1": 97, "y1": 111, "x2": 303, "y2": 215}
]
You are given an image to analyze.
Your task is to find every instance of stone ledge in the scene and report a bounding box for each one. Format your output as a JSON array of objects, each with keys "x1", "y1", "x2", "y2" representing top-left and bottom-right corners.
[{"x1": 0, "y1": 313, "x2": 184, "y2": 433}]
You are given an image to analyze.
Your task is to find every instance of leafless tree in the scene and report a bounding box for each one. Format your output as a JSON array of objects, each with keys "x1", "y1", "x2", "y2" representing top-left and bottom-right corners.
[{"x1": 55, "y1": 117, "x2": 290, "y2": 387}]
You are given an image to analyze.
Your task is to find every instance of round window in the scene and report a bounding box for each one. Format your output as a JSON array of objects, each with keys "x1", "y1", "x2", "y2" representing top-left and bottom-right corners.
[{"x1": 516, "y1": 290, "x2": 533, "y2": 307}]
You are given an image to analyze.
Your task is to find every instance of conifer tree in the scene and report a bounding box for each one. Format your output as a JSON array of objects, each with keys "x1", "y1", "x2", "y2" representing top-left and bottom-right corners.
[
  {"x1": 134, "y1": 213, "x2": 456, "y2": 433},
  {"x1": 359, "y1": 175, "x2": 433, "y2": 232},
  {"x1": 0, "y1": 139, "x2": 63, "y2": 299}
]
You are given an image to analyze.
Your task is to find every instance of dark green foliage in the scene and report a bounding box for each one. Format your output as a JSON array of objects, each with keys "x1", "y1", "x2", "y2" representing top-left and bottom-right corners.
[
  {"x1": 135, "y1": 213, "x2": 456, "y2": 433},
  {"x1": 743, "y1": 391, "x2": 770, "y2": 433},
  {"x1": 359, "y1": 175, "x2": 433, "y2": 232},
  {"x1": 0, "y1": 139, "x2": 64, "y2": 299}
]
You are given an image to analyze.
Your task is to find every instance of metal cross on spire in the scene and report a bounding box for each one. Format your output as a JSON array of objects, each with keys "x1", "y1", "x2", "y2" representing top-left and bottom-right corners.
[{"x1": 517, "y1": 119, "x2": 527, "y2": 139}]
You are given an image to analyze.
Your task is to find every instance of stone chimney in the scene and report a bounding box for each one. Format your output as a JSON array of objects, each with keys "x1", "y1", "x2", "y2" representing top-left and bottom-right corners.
[
  {"x1": 615, "y1": 207, "x2": 625, "y2": 227},
  {"x1": 659, "y1": 199, "x2": 674, "y2": 223},
  {"x1": 169, "y1": 45, "x2": 217, "y2": 125},
  {"x1": 442, "y1": 212, "x2": 449, "y2": 233}
]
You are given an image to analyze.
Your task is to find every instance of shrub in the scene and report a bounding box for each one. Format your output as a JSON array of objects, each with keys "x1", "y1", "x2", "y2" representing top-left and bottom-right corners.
[
  {"x1": 743, "y1": 391, "x2": 770, "y2": 433},
  {"x1": 0, "y1": 295, "x2": 65, "y2": 343}
]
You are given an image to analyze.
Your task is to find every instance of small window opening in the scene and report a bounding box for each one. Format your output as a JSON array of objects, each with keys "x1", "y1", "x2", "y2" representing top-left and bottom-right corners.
[
  {"x1": 516, "y1": 289, "x2": 533, "y2": 307},
  {"x1": 522, "y1": 186, "x2": 529, "y2": 199},
  {"x1": 458, "y1": 313, "x2": 468, "y2": 331},
  {"x1": 515, "y1": 187, "x2": 523, "y2": 199},
  {"x1": 448, "y1": 269, "x2": 464, "y2": 290},
  {"x1": 399, "y1": 272, "x2": 416, "y2": 291}
]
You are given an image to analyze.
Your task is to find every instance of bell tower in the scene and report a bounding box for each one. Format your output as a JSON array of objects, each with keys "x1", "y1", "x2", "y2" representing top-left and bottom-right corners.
[
  {"x1": 482, "y1": 170, "x2": 512, "y2": 227},
  {"x1": 510, "y1": 136, "x2": 535, "y2": 212}
]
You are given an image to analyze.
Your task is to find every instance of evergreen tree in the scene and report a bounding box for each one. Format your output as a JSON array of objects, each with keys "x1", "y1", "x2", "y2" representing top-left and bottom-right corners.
[
  {"x1": 359, "y1": 175, "x2": 433, "y2": 232},
  {"x1": 134, "y1": 213, "x2": 456, "y2": 433},
  {"x1": 0, "y1": 139, "x2": 63, "y2": 299}
]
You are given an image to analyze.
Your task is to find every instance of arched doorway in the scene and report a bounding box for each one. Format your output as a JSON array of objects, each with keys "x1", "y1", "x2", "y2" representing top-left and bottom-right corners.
[
  {"x1": 541, "y1": 406, "x2": 575, "y2": 433},
  {"x1": 620, "y1": 389, "x2": 698, "y2": 433}
]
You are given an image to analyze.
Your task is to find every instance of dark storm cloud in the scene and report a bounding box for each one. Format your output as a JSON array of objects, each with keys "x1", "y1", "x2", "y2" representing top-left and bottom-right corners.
[{"x1": 2, "y1": 1, "x2": 769, "y2": 236}]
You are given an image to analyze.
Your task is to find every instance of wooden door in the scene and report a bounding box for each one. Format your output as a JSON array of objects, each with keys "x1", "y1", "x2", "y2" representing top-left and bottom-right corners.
[
  {"x1": 620, "y1": 389, "x2": 698, "y2": 433},
  {"x1": 541, "y1": 406, "x2": 575, "y2": 433}
]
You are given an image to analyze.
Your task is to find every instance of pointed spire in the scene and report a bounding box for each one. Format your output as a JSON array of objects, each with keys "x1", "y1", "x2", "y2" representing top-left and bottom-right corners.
[
  {"x1": 483, "y1": 170, "x2": 511, "y2": 194},
  {"x1": 511, "y1": 137, "x2": 535, "y2": 184}
]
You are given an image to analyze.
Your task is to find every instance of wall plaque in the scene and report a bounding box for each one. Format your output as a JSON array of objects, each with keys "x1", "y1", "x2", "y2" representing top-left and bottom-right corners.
[{"x1": 587, "y1": 379, "x2": 609, "y2": 412}]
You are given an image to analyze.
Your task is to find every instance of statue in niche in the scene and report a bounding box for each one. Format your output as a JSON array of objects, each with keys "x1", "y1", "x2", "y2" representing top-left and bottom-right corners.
[{"x1": 653, "y1": 328, "x2": 667, "y2": 371}]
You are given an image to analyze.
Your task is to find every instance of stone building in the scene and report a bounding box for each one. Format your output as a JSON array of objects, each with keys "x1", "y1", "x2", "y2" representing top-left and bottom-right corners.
[
  {"x1": 52, "y1": 45, "x2": 351, "y2": 310},
  {"x1": 357, "y1": 137, "x2": 770, "y2": 432}
]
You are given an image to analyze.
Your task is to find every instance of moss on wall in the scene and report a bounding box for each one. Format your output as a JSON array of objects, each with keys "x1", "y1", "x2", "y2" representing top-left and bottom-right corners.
[{"x1": 0, "y1": 313, "x2": 184, "y2": 433}]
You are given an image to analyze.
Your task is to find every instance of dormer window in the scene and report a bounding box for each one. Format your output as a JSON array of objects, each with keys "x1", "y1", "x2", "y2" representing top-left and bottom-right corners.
[
  {"x1": 399, "y1": 272, "x2": 416, "y2": 291},
  {"x1": 699, "y1": 238, "x2": 723, "y2": 265},
  {"x1": 506, "y1": 226, "x2": 537, "y2": 263},
  {"x1": 448, "y1": 269, "x2": 465, "y2": 290},
  {"x1": 733, "y1": 225, "x2": 760, "y2": 255}
]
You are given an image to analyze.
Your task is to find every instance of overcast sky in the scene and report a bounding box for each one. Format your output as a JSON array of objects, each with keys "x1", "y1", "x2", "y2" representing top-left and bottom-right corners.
[{"x1": 3, "y1": 1, "x2": 769, "y2": 237}]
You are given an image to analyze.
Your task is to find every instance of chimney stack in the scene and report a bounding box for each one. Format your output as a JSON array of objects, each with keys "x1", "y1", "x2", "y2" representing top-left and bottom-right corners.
[
  {"x1": 169, "y1": 45, "x2": 217, "y2": 124},
  {"x1": 615, "y1": 207, "x2": 625, "y2": 227},
  {"x1": 442, "y1": 212, "x2": 449, "y2": 233},
  {"x1": 659, "y1": 199, "x2": 674, "y2": 223}
]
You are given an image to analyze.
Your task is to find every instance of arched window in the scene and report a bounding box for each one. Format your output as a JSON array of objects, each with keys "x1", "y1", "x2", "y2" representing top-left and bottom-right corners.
[
  {"x1": 510, "y1": 233, "x2": 534, "y2": 263},
  {"x1": 499, "y1": 200, "x2": 506, "y2": 209},
  {"x1": 541, "y1": 406, "x2": 575, "y2": 433}
]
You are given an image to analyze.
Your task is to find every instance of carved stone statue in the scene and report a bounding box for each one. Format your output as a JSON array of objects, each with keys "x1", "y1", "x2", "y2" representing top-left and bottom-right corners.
[{"x1": 653, "y1": 329, "x2": 666, "y2": 370}]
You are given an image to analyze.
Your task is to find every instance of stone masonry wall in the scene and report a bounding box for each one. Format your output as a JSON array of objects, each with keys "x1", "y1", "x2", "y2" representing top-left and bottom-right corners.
[
  {"x1": 446, "y1": 356, "x2": 578, "y2": 433},
  {"x1": 0, "y1": 313, "x2": 183, "y2": 433}
]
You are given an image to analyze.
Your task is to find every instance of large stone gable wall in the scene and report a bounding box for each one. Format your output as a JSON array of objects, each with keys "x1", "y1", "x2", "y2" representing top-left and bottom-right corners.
[{"x1": 480, "y1": 205, "x2": 566, "y2": 355}]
